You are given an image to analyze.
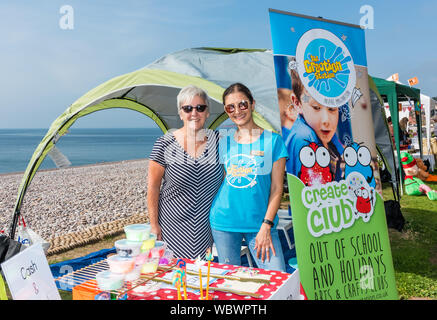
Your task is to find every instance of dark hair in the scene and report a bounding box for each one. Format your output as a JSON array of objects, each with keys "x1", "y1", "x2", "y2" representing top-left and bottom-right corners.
[
  {"x1": 222, "y1": 83, "x2": 254, "y2": 105},
  {"x1": 290, "y1": 69, "x2": 304, "y2": 104}
]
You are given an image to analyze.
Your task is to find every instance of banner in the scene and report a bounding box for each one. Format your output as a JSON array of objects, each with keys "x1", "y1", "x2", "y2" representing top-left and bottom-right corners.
[{"x1": 269, "y1": 9, "x2": 398, "y2": 300}]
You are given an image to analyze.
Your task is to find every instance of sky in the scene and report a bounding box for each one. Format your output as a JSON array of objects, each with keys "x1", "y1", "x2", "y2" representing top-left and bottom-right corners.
[{"x1": 0, "y1": 0, "x2": 436, "y2": 129}]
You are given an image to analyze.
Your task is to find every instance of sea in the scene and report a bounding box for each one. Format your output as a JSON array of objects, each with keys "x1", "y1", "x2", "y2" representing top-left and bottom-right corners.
[{"x1": 0, "y1": 128, "x2": 163, "y2": 174}]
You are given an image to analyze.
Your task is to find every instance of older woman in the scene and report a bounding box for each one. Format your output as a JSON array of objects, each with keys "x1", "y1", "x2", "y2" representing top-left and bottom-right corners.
[{"x1": 147, "y1": 85, "x2": 224, "y2": 259}]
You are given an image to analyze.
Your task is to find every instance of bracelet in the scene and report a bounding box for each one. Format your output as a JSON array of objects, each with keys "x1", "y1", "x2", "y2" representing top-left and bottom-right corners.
[{"x1": 262, "y1": 219, "x2": 274, "y2": 227}]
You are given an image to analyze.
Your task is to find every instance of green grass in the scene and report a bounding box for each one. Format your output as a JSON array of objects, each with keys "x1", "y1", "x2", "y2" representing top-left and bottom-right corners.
[{"x1": 382, "y1": 181, "x2": 437, "y2": 299}]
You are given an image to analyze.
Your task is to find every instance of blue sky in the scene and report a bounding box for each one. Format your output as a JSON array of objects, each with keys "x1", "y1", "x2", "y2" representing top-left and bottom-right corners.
[{"x1": 0, "y1": 0, "x2": 436, "y2": 128}]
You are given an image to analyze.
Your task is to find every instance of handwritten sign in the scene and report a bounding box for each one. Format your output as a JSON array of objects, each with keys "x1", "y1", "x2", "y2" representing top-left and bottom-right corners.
[{"x1": 0, "y1": 243, "x2": 60, "y2": 300}]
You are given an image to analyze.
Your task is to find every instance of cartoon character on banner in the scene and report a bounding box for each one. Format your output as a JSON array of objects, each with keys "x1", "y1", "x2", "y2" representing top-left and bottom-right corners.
[
  {"x1": 298, "y1": 142, "x2": 333, "y2": 186},
  {"x1": 343, "y1": 142, "x2": 375, "y2": 188},
  {"x1": 345, "y1": 171, "x2": 376, "y2": 222}
]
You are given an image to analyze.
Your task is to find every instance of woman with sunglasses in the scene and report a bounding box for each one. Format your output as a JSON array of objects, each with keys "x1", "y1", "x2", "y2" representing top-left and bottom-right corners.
[
  {"x1": 209, "y1": 83, "x2": 288, "y2": 271},
  {"x1": 147, "y1": 85, "x2": 224, "y2": 259}
]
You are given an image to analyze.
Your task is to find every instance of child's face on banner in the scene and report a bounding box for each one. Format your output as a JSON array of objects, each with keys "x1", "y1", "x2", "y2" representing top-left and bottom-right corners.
[{"x1": 293, "y1": 89, "x2": 339, "y2": 148}]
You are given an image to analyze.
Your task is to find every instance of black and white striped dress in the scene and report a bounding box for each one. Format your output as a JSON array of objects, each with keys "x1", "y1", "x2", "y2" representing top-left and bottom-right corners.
[{"x1": 149, "y1": 129, "x2": 224, "y2": 259}]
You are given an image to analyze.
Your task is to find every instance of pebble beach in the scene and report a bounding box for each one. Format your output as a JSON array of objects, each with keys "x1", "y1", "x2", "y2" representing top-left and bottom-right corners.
[{"x1": 0, "y1": 159, "x2": 149, "y2": 246}]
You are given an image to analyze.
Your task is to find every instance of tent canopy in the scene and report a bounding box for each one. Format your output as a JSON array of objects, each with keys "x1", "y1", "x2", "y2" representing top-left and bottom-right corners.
[{"x1": 372, "y1": 76, "x2": 422, "y2": 193}]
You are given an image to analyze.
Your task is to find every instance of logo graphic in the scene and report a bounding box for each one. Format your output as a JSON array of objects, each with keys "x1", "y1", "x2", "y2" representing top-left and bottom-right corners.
[
  {"x1": 343, "y1": 142, "x2": 375, "y2": 188},
  {"x1": 345, "y1": 171, "x2": 376, "y2": 222},
  {"x1": 298, "y1": 142, "x2": 333, "y2": 186},
  {"x1": 296, "y1": 29, "x2": 356, "y2": 107},
  {"x1": 226, "y1": 154, "x2": 259, "y2": 188}
]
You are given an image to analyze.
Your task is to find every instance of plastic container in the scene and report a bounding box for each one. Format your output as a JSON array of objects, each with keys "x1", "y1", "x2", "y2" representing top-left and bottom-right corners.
[
  {"x1": 107, "y1": 255, "x2": 135, "y2": 274},
  {"x1": 140, "y1": 257, "x2": 159, "y2": 274},
  {"x1": 150, "y1": 241, "x2": 167, "y2": 259},
  {"x1": 125, "y1": 267, "x2": 141, "y2": 282},
  {"x1": 115, "y1": 239, "x2": 143, "y2": 257},
  {"x1": 96, "y1": 270, "x2": 125, "y2": 291},
  {"x1": 134, "y1": 252, "x2": 150, "y2": 266},
  {"x1": 124, "y1": 224, "x2": 151, "y2": 242},
  {"x1": 140, "y1": 233, "x2": 157, "y2": 252}
]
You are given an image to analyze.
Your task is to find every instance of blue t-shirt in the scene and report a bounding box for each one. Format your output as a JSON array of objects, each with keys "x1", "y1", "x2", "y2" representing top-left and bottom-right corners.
[
  {"x1": 209, "y1": 130, "x2": 288, "y2": 233},
  {"x1": 284, "y1": 115, "x2": 344, "y2": 181}
]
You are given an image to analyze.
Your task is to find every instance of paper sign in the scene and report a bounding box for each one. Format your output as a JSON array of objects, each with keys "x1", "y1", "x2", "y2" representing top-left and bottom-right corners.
[{"x1": 1, "y1": 243, "x2": 61, "y2": 300}]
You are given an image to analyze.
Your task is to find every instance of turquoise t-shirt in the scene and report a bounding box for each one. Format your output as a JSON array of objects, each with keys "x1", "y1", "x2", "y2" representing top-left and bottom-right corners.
[{"x1": 209, "y1": 129, "x2": 288, "y2": 233}]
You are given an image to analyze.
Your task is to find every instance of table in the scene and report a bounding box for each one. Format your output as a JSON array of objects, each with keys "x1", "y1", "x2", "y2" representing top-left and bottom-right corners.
[{"x1": 69, "y1": 258, "x2": 301, "y2": 300}]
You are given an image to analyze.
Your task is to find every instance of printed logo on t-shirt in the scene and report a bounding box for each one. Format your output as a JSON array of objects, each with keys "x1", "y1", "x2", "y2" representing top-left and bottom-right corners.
[{"x1": 225, "y1": 154, "x2": 260, "y2": 188}]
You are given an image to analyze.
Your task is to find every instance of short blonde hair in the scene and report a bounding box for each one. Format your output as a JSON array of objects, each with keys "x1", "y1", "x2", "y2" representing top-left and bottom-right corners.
[{"x1": 177, "y1": 85, "x2": 210, "y2": 112}]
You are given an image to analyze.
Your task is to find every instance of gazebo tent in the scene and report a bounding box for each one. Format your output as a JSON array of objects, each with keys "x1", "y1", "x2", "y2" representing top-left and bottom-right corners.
[
  {"x1": 9, "y1": 47, "x2": 281, "y2": 238},
  {"x1": 372, "y1": 77, "x2": 422, "y2": 194}
]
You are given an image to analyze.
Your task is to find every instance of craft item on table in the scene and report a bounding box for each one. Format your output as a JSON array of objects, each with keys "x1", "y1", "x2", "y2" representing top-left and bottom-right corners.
[
  {"x1": 194, "y1": 256, "x2": 205, "y2": 299},
  {"x1": 172, "y1": 269, "x2": 183, "y2": 300},
  {"x1": 141, "y1": 233, "x2": 157, "y2": 252},
  {"x1": 118, "y1": 262, "x2": 177, "y2": 299},
  {"x1": 176, "y1": 259, "x2": 188, "y2": 300},
  {"x1": 135, "y1": 252, "x2": 149, "y2": 267},
  {"x1": 159, "y1": 249, "x2": 174, "y2": 266},
  {"x1": 124, "y1": 224, "x2": 151, "y2": 241},
  {"x1": 115, "y1": 239, "x2": 142, "y2": 257},
  {"x1": 158, "y1": 264, "x2": 270, "y2": 284},
  {"x1": 205, "y1": 248, "x2": 214, "y2": 300},
  {"x1": 141, "y1": 274, "x2": 261, "y2": 299},
  {"x1": 215, "y1": 279, "x2": 264, "y2": 295},
  {"x1": 96, "y1": 270, "x2": 125, "y2": 291},
  {"x1": 401, "y1": 152, "x2": 437, "y2": 200},
  {"x1": 141, "y1": 257, "x2": 159, "y2": 274},
  {"x1": 150, "y1": 241, "x2": 167, "y2": 259},
  {"x1": 231, "y1": 267, "x2": 272, "y2": 282},
  {"x1": 107, "y1": 255, "x2": 135, "y2": 274}
]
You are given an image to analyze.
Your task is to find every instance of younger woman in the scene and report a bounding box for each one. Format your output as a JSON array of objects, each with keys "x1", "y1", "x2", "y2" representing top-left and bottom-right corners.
[{"x1": 209, "y1": 83, "x2": 287, "y2": 271}]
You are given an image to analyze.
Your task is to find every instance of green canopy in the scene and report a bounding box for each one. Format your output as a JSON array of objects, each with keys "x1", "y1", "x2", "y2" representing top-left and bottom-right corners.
[{"x1": 372, "y1": 76, "x2": 422, "y2": 195}]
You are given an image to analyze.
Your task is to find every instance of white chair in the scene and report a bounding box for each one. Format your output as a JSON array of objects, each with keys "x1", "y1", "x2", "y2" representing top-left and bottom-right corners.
[{"x1": 276, "y1": 209, "x2": 294, "y2": 250}]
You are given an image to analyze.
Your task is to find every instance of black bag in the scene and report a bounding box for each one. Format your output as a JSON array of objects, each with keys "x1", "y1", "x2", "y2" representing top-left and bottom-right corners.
[
  {"x1": 0, "y1": 234, "x2": 22, "y2": 270},
  {"x1": 384, "y1": 200, "x2": 405, "y2": 232}
]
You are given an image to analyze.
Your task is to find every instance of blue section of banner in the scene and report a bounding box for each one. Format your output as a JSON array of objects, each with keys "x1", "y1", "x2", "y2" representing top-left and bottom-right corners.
[{"x1": 269, "y1": 11, "x2": 368, "y2": 67}]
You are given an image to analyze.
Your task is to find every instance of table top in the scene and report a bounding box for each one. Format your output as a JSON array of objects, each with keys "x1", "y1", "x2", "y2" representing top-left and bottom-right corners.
[{"x1": 71, "y1": 258, "x2": 295, "y2": 300}]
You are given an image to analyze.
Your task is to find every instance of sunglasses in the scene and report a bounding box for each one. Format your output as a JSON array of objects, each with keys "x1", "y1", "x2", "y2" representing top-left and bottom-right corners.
[
  {"x1": 180, "y1": 104, "x2": 208, "y2": 113},
  {"x1": 224, "y1": 100, "x2": 250, "y2": 113}
]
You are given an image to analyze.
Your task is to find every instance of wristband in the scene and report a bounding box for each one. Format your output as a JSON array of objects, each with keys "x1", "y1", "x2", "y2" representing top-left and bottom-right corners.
[{"x1": 262, "y1": 219, "x2": 274, "y2": 227}]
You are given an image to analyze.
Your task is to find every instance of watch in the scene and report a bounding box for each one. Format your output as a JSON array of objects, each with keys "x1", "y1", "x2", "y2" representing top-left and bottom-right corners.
[{"x1": 262, "y1": 219, "x2": 274, "y2": 227}]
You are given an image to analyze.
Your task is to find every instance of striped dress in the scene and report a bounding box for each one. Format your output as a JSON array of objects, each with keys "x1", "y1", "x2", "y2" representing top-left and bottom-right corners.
[{"x1": 149, "y1": 129, "x2": 224, "y2": 259}]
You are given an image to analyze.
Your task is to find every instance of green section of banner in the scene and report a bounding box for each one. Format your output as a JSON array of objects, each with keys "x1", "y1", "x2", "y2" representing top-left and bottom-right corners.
[
  {"x1": 0, "y1": 275, "x2": 8, "y2": 300},
  {"x1": 288, "y1": 173, "x2": 398, "y2": 300}
]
